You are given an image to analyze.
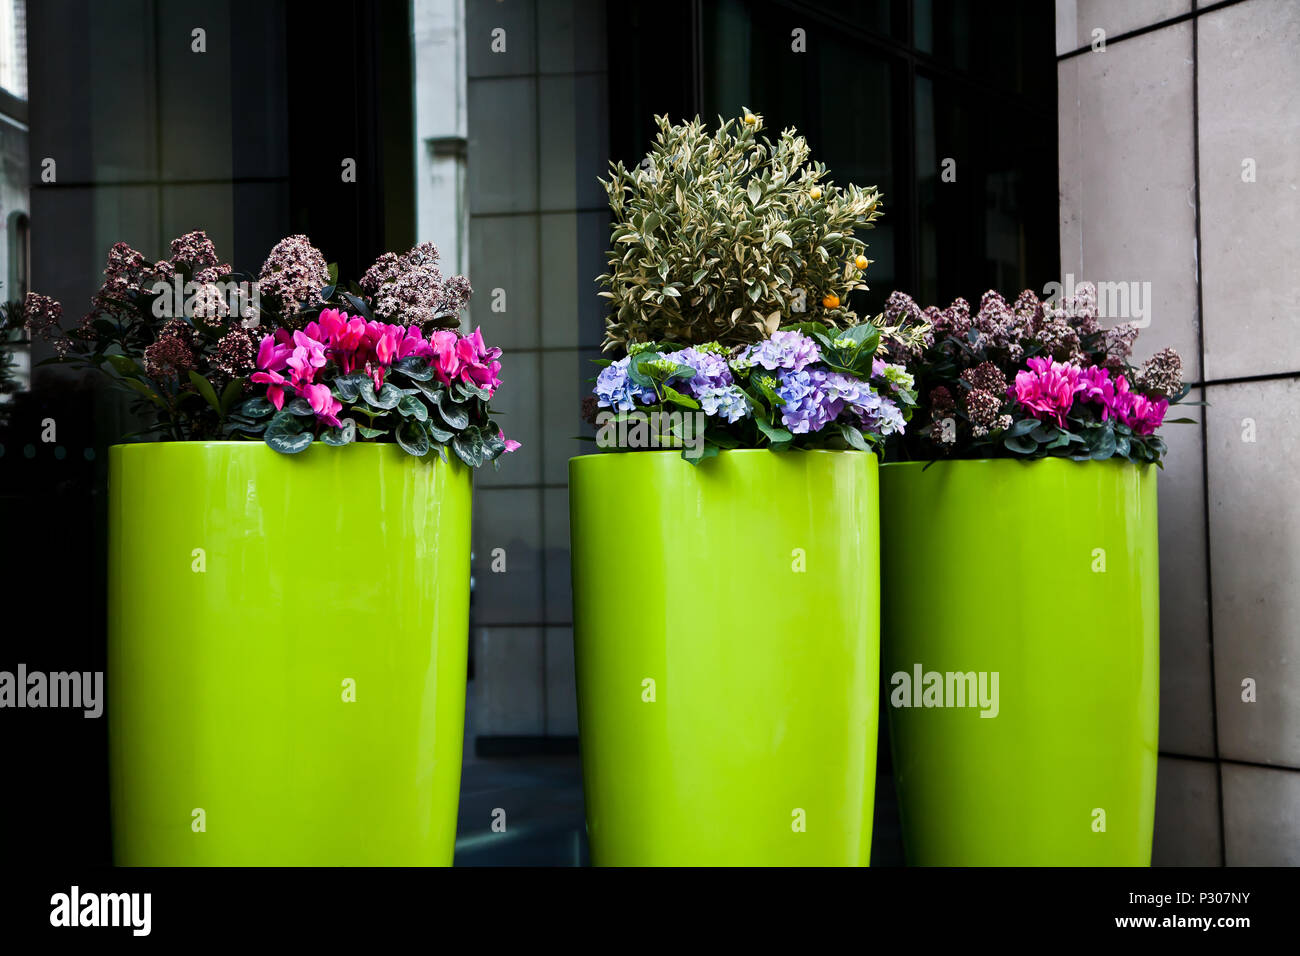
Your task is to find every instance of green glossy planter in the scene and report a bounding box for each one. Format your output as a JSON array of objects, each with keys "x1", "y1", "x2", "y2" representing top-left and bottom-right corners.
[
  {"x1": 108, "y1": 442, "x2": 472, "y2": 865},
  {"x1": 569, "y1": 449, "x2": 880, "y2": 866},
  {"x1": 880, "y1": 458, "x2": 1158, "y2": 865}
]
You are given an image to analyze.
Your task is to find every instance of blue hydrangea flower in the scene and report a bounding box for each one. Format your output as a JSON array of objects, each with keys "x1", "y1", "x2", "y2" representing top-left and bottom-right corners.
[
  {"x1": 742, "y1": 330, "x2": 821, "y2": 373},
  {"x1": 594, "y1": 356, "x2": 656, "y2": 412},
  {"x1": 697, "y1": 384, "x2": 750, "y2": 423}
]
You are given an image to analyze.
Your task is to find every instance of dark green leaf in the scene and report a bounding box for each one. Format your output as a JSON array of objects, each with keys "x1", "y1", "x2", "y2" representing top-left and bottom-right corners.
[
  {"x1": 1091, "y1": 426, "x2": 1117, "y2": 460},
  {"x1": 340, "y1": 291, "x2": 373, "y2": 321},
  {"x1": 755, "y1": 417, "x2": 793, "y2": 445},
  {"x1": 118, "y1": 377, "x2": 166, "y2": 408},
  {"x1": 451, "y1": 430, "x2": 484, "y2": 467},
  {"x1": 360, "y1": 379, "x2": 403, "y2": 410},
  {"x1": 1003, "y1": 434, "x2": 1037, "y2": 455},
  {"x1": 321, "y1": 419, "x2": 357, "y2": 446},
  {"x1": 393, "y1": 356, "x2": 434, "y2": 381},
  {"x1": 425, "y1": 420, "x2": 454, "y2": 442},
  {"x1": 239, "y1": 396, "x2": 276, "y2": 419},
  {"x1": 187, "y1": 370, "x2": 223, "y2": 414},
  {"x1": 265, "y1": 410, "x2": 313, "y2": 454},
  {"x1": 396, "y1": 419, "x2": 430, "y2": 456},
  {"x1": 660, "y1": 385, "x2": 700, "y2": 409},
  {"x1": 333, "y1": 372, "x2": 367, "y2": 403},
  {"x1": 106, "y1": 354, "x2": 141, "y2": 377},
  {"x1": 838, "y1": 423, "x2": 871, "y2": 451},
  {"x1": 434, "y1": 391, "x2": 470, "y2": 430},
  {"x1": 219, "y1": 378, "x2": 245, "y2": 415},
  {"x1": 397, "y1": 394, "x2": 429, "y2": 421}
]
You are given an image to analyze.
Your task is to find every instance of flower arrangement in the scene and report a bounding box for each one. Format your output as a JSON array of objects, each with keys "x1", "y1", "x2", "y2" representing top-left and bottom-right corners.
[
  {"x1": 584, "y1": 325, "x2": 916, "y2": 461},
  {"x1": 882, "y1": 283, "x2": 1191, "y2": 465},
  {"x1": 588, "y1": 109, "x2": 926, "y2": 462},
  {"x1": 24, "y1": 231, "x2": 517, "y2": 466}
]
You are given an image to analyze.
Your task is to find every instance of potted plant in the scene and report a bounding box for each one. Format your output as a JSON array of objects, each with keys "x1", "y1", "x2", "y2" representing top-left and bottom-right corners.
[
  {"x1": 26, "y1": 232, "x2": 517, "y2": 865},
  {"x1": 570, "y1": 110, "x2": 926, "y2": 865},
  {"x1": 876, "y1": 284, "x2": 1191, "y2": 865}
]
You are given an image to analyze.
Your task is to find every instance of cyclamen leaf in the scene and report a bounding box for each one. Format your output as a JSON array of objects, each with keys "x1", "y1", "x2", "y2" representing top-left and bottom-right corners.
[
  {"x1": 426, "y1": 421, "x2": 454, "y2": 442},
  {"x1": 397, "y1": 394, "x2": 429, "y2": 421},
  {"x1": 333, "y1": 372, "x2": 367, "y2": 403},
  {"x1": 264, "y1": 411, "x2": 313, "y2": 455},
  {"x1": 322, "y1": 420, "x2": 357, "y2": 446},
  {"x1": 451, "y1": 430, "x2": 484, "y2": 467},
  {"x1": 1003, "y1": 434, "x2": 1037, "y2": 455},
  {"x1": 395, "y1": 419, "x2": 430, "y2": 457},
  {"x1": 393, "y1": 356, "x2": 434, "y2": 381},
  {"x1": 434, "y1": 391, "x2": 470, "y2": 430},
  {"x1": 1091, "y1": 426, "x2": 1117, "y2": 460},
  {"x1": 239, "y1": 396, "x2": 276, "y2": 419},
  {"x1": 360, "y1": 380, "x2": 403, "y2": 410}
]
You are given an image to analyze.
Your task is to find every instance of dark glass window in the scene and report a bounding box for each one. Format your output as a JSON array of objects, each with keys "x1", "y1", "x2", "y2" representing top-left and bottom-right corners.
[{"x1": 670, "y1": 0, "x2": 1059, "y2": 312}]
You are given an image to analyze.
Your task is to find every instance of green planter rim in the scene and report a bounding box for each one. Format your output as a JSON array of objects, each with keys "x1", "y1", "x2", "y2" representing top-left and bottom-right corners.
[
  {"x1": 880, "y1": 457, "x2": 1151, "y2": 470},
  {"x1": 570, "y1": 447, "x2": 877, "y2": 464}
]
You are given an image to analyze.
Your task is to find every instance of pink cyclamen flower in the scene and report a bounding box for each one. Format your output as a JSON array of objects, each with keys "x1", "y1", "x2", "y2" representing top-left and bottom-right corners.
[
  {"x1": 430, "y1": 329, "x2": 462, "y2": 385},
  {"x1": 373, "y1": 324, "x2": 404, "y2": 366},
  {"x1": 1076, "y1": 365, "x2": 1115, "y2": 417},
  {"x1": 252, "y1": 331, "x2": 294, "y2": 408},
  {"x1": 254, "y1": 330, "x2": 292, "y2": 372},
  {"x1": 286, "y1": 329, "x2": 328, "y2": 388},
  {"x1": 457, "y1": 327, "x2": 503, "y2": 394},
  {"x1": 499, "y1": 428, "x2": 521, "y2": 453},
  {"x1": 301, "y1": 382, "x2": 343, "y2": 428},
  {"x1": 1117, "y1": 389, "x2": 1168, "y2": 436},
  {"x1": 396, "y1": 323, "x2": 435, "y2": 361},
  {"x1": 1011, "y1": 356, "x2": 1082, "y2": 427}
]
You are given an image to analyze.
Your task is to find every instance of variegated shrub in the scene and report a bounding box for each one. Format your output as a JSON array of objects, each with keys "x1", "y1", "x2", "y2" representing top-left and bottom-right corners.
[{"x1": 598, "y1": 109, "x2": 884, "y2": 351}]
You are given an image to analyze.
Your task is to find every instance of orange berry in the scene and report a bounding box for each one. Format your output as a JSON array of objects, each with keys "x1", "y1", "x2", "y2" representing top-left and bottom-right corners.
[
  {"x1": 809, "y1": 186, "x2": 822, "y2": 199},
  {"x1": 822, "y1": 293, "x2": 840, "y2": 309},
  {"x1": 854, "y1": 255, "x2": 868, "y2": 270}
]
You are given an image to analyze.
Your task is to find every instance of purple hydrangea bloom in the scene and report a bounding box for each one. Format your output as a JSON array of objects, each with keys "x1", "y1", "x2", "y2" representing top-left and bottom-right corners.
[
  {"x1": 854, "y1": 390, "x2": 906, "y2": 436},
  {"x1": 662, "y1": 347, "x2": 734, "y2": 393},
  {"x1": 743, "y1": 330, "x2": 821, "y2": 373},
  {"x1": 775, "y1": 368, "x2": 839, "y2": 434},
  {"x1": 697, "y1": 384, "x2": 750, "y2": 423},
  {"x1": 775, "y1": 368, "x2": 906, "y2": 437},
  {"x1": 595, "y1": 356, "x2": 656, "y2": 412}
]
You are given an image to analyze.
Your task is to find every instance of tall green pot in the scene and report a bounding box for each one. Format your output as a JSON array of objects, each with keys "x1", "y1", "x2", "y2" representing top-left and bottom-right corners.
[
  {"x1": 569, "y1": 449, "x2": 880, "y2": 866},
  {"x1": 108, "y1": 442, "x2": 472, "y2": 865},
  {"x1": 879, "y1": 458, "x2": 1158, "y2": 865}
]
